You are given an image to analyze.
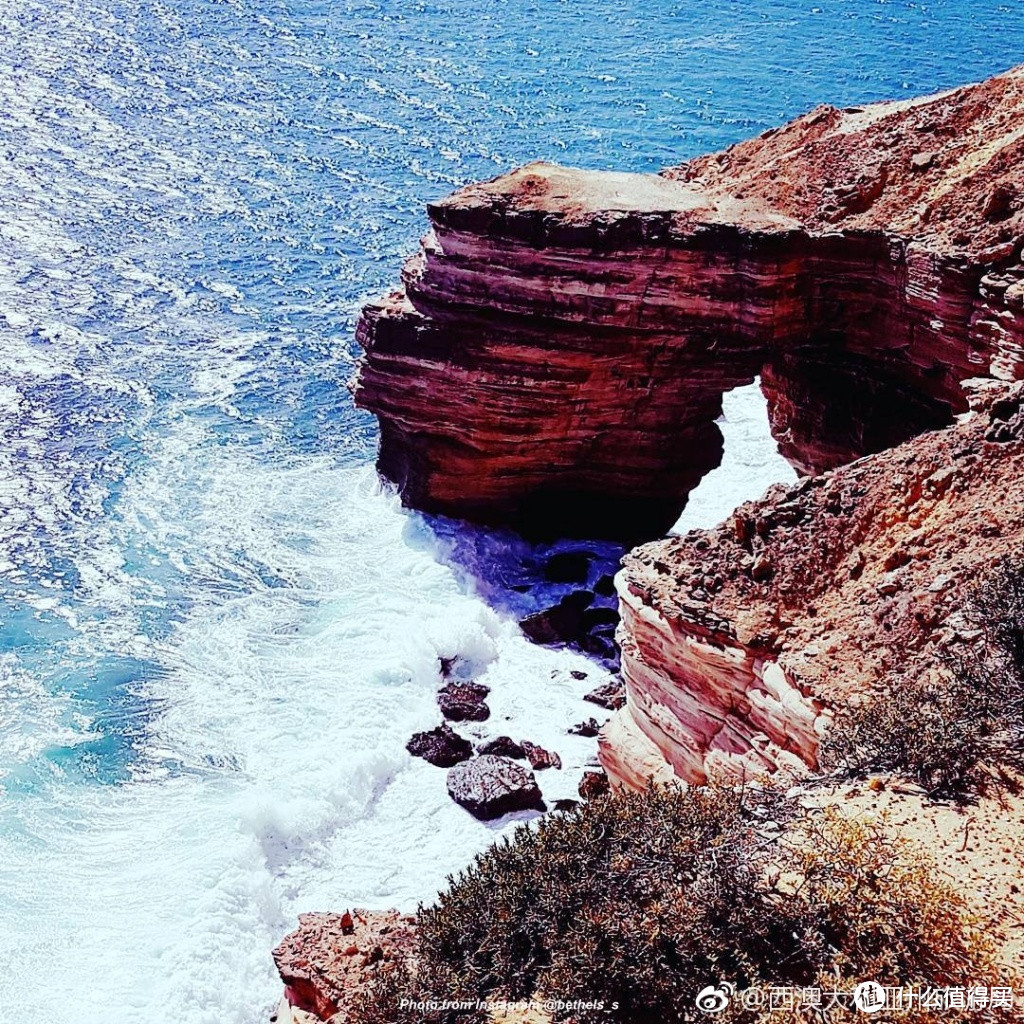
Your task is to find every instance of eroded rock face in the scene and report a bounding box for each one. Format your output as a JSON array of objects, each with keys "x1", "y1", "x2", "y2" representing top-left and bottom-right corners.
[
  {"x1": 601, "y1": 381, "x2": 1024, "y2": 789},
  {"x1": 272, "y1": 910, "x2": 416, "y2": 1021},
  {"x1": 354, "y1": 68, "x2": 1024, "y2": 538}
]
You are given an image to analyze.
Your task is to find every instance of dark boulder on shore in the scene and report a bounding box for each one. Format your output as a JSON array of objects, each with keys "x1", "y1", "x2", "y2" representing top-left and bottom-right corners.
[
  {"x1": 584, "y1": 680, "x2": 626, "y2": 710},
  {"x1": 519, "y1": 590, "x2": 593, "y2": 645},
  {"x1": 407, "y1": 723, "x2": 473, "y2": 767},
  {"x1": 521, "y1": 740, "x2": 562, "y2": 770},
  {"x1": 578, "y1": 769, "x2": 611, "y2": 800},
  {"x1": 437, "y1": 680, "x2": 490, "y2": 722},
  {"x1": 569, "y1": 718, "x2": 601, "y2": 737},
  {"x1": 477, "y1": 735, "x2": 526, "y2": 759},
  {"x1": 446, "y1": 755, "x2": 545, "y2": 819},
  {"x1": 520, "y1": 591, "x2": 620, "y2": 664},
  {"x1": 542, "y1": 550, "x2": 591, "y2": 584},
  {"x1": 582, "y1": 606, "x2": 619, "y2": 630}
]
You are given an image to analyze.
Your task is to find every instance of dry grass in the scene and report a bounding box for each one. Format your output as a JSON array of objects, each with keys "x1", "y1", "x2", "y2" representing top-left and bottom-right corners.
[{"x1": 821, "y1": 553, "x2": 1024, "y2": 799}]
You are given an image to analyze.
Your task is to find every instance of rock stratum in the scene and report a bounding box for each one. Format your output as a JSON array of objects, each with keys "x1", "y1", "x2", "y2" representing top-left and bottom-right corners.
[
  {"x1": 354, "y1": 66, "x2": 1024, "y2": 538},
  {"x1": 603, "y1": 378, "x2": 1024, "y2": 788}
]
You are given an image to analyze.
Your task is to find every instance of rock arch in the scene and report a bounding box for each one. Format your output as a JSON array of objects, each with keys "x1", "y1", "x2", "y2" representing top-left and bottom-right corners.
[{"x1": 354, "y1": 70, "x2": 1024, "y2": 539}]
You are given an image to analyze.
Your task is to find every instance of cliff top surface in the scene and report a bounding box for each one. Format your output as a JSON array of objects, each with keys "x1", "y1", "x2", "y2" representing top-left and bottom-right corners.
[
  {"x1": 431, "y1": 65, "x2": 1024, "y2": 259},
  {"x1": 668, "y1": 64, "x2": 1024, "y2": 257},
  {"x1": 436, "y1": 164, "x2": 707, "y2": 215},
  {"x1": 430, "y1": 161, "x2": 801, "y2": 229}
]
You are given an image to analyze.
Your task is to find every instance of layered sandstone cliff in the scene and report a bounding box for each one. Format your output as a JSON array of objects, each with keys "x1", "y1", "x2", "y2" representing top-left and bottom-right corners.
[
  {"x1": 354, "y1": 67, "x2": 1024, "y2": 537},
  {"x1": 275, "y1": 72, "x2": 1024, "y2": 1018},
  {"x1": 603, "y1": 379, "x2": 1024, "y2": 788}
]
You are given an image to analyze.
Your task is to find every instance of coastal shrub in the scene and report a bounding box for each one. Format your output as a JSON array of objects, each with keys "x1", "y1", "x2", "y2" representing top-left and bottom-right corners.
[
  {"x1": 346, "y1": 960, "x2": 438, "y2": 1024},
  {"x1": 972, "y1": 553, "x2": 1024, "y2": 686},
  {"x1": 396, "y1": 785, "x2": 997, "y2": 1024},
  {"x1": 821, "y1": 553, "x2": 1024, "y2": 798}
]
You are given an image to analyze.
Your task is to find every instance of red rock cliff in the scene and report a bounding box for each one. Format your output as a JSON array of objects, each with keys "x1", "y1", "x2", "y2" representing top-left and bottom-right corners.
[
  {"x1": 602, "y1": 379, "x2": 1024, "y2": 788},
  {"x1": 354, "y1": 67, "x2": 1024, "y2": 538}
]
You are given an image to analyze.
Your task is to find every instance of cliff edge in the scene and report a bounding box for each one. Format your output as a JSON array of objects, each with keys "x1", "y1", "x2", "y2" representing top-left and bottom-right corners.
[{"x1": 353, "y1": 66, "x2": 1024, "y2": 538}]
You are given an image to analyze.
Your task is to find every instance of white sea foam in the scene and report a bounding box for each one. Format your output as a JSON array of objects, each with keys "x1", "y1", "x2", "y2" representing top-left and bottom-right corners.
[{"x1": 0, "y1": 448, "x2": 616, "y2": 1024}]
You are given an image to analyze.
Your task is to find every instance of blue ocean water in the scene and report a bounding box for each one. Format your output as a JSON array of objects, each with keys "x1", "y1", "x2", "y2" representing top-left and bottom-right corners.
[{"x1": 0, "y1": 0, "x2": 1022, "y2": 1020}]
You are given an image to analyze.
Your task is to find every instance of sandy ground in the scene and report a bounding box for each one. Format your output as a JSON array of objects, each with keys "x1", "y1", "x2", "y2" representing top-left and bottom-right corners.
[{"x1": 805, "y1": 779, "x2": 1024, "y2": 981}]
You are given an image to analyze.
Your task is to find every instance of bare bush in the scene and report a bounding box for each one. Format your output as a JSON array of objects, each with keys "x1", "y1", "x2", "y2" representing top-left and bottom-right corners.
[{"x1": 821, "y1": 552, "x2": 1024, "y2": 798}]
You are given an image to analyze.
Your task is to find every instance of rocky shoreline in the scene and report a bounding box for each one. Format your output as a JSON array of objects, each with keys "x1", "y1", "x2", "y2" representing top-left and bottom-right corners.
[{"x1": 272, "y1": 67, "x2": 1024, "y2": 1019}]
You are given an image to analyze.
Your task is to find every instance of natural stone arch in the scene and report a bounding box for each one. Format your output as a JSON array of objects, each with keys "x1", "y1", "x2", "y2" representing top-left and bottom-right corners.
[
  {"x1": 354, "y1": 165, "x2": 1014, "y2": 537},
  {"x1": 354, "y1": 72, "x2": 1024, "y2": 537}
]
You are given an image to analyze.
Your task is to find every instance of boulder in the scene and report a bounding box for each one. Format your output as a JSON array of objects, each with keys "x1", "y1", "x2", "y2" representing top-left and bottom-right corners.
[
  {"x1": 521, "y1": 741, "x2": 562, "y2": 771},
  {"x1": 983, "y1": 183, "x2": 1016, "y2": 222},
  {"x1": 578, "y1": 770, "x2": 611, "y2": 801},
  {"x1": 569, "y1": 718, "x2": 601, "y2": 737},
  {"x1": 582, "y1": 606, "x2": 619, "y2": 630},
  {"x1": 543, "y1": 550, "x2": 591, "y2": 584},
  {"x1": 909, "y1": 151, "x2": 935, "y2": 172},
  {"x1": 519, "y1": 590, "x2": 593, "y2": 645},
  {"x1": 446, "y1": 755, "x2": 545, "y2": 819},
  {"x1": 579, "y1": 630, "x2": 618, "y2": 662},
  {"x1": 437, "y1": 680, "x2": 490, "y2": 722},
  {"x1": 584, "y1": 680, "x2": 627, "y2": 710},
  {"x1": 406, "y1": 723, "x2": 473, "y2": 767},
  {"x1": 477, "y1": 735, "x2": 526, "y2": 759}
]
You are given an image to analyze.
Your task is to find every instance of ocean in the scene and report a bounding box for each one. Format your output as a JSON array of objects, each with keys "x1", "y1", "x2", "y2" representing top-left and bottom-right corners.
[{"x1": 0, "y1": 0, "x2": 1021, "y2": 1020}]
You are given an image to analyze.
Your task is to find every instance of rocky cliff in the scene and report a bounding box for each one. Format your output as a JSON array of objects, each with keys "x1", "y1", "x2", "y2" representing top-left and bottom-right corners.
[
  {"x1": 603, "y1": 378, "x2": 1024, "y2": 788},
  {"x1": 354, "y1": 66, "x2": 1024, "y2": 538},
  {"x1": 275, "y1": 69, "x2": 1024, "y2": 1018}
]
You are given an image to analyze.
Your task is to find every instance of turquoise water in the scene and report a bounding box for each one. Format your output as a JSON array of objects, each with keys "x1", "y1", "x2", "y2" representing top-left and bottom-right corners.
[{"x1": 0, "y1": 0, "x2": 1022, "y2": 1020}]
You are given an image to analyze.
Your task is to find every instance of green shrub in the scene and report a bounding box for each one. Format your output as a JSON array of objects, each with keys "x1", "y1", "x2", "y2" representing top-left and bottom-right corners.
[
  {"x1": 818, "y1": 666, "x2": 1022, "y2": 798},
  {"x1": 388, "y1": 785, "x2": 997, "y2": 1024},
  {"x1": 414, "y1": 785, "x2": 785, "y2": 1023},
  {"x1": 821, "y1": 552, "x2": 1024, "y2": 798}
]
